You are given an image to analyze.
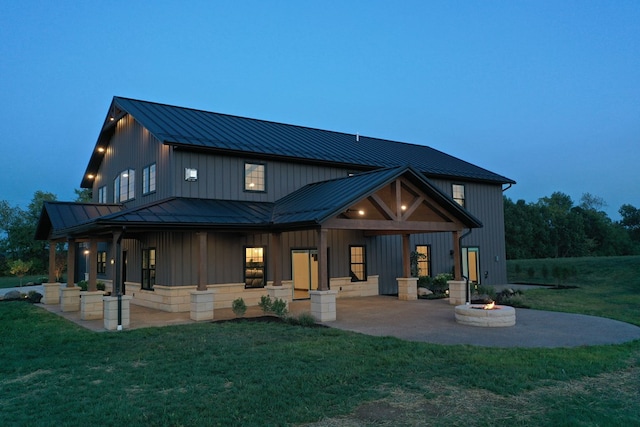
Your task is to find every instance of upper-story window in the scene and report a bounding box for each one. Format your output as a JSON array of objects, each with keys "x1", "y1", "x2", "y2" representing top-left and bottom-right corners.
[
  {"x1": 114, "y1": 169, "x2": 135, "y2": 203},
  {"x1": 244, "y1": 162, "x2": 265, "y2": 192},
  {"x1": 452, "y1": 184, "x2": 465, "y2": 207},
  {"x1": 143, "y1": 163, "x2": 156, "y2": 195},
  {"x1": 98, "y1": 186, "x2": 107, "y2": 204}
]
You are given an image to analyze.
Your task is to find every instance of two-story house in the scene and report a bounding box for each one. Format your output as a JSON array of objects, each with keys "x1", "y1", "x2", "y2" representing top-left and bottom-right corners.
[{"x1": 36, "y1": 97, "x2": 514, "y2": 323}]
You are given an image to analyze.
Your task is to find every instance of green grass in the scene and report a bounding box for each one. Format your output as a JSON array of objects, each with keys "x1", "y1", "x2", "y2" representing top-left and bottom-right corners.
[
  {"x1": 1, "y1": 256, "x2": 639, "y2": 426},
  {"x1": 507, "y1": 256, "x2": 640, "y2": 326},
  {"x1": 0, "y1": 274, "x2": 48, "y2": 289}
]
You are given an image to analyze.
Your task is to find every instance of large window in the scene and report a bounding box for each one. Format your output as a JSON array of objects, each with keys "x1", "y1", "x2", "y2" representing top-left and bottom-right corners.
[
  {"x1": 141, "y1": 248, "x2": 156, "y2": 290},
  {"x1": 452, "y1": 184, "x2": 465, "y2": 207},
  {"x1": 349, "y1": 245, "x2": 367, "y2": 282},
  {"x1": 244, "y1": 247, "x2": 265, "y2": 288},
  {"x1": 98, "y1": 186, "x2": 107, "y2": 204},
  {"x1": 415, "y1": 245, "x2": 431, "y2": 277},
  {"x1": 97, "y1": 251, "x2": 107, "y2": 274},
  {"x1": 244, "y1": 162, "x2": 265, "y2": 192},
  {"x1": 114, "y1": 169, "x2": 135, "y2": 202},
  {"x1": 142, "y1": 163, "x2": 156, "y2": 195}
]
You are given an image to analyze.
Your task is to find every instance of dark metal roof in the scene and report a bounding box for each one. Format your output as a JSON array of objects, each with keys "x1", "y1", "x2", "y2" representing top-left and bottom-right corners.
[
  {"x1": 35, "y1": 201, "x2": 124, "y2": 240},
  {"x1": 272, "y1": 166, "x2": 482, "y2": 228},
  {"x1": 40, "y1": 166, "x2": 481, "y2": 239},
  {"x1": 82, "y1": 96, "x2": 515, "y2": 187}
]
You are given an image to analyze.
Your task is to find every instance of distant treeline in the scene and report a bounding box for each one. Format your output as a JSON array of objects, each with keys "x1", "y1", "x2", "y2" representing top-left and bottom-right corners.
[{"x1": 504, "y1": 192, "x2": 640, "y2": 259}]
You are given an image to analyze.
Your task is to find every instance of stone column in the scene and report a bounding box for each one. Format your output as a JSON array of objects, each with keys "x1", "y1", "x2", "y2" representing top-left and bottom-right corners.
[
  {"x1": 448, "y1": 280, "x2": 467, "y2": 305},
  {"x1": 397, "y1": 277, "x2": 418, "y2": 301},
  {"x1": 190, "y1": 290, "x2": 215, "y2": 321},
  {"x1": 103, "y1": 295, "x2": 132, "y2": 330},
  {"x1": 42, "y1": 283, "x2": 60, "y2": 305},
  {"x1": 81, "y1": 291, "x2": 104, "y2": 320},
  {"x1": 266, "y1": 284, "x2": 291, "y2": 307},
  {"x1": 60, "y1": 286, "x2": 81, "y2": 312},
  {"x1": 310, "y1": 289, "x2": 338, "y2": 322}
]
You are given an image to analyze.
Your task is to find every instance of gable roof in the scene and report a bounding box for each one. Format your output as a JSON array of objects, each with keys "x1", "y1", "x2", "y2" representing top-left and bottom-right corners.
[
  {"x1": 39, "y1": 166, "x2": 481, "y2": 240},
  {"x1": 82, "y1": 96, "x2": 515, "y2": 187}
]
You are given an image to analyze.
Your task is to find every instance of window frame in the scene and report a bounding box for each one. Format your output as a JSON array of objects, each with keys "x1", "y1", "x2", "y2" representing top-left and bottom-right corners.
[
  {"x1": 414, "y1": 245, "x2": 431, "y2": 277},
  {"x1": 452, "y1": 183, "x2": 465, "y2": 207},
  {"x1": 244, "y1": 162, "x2": 266, "y2": 193},
  {"x1": 142, "y1": 163, "x2": 156, "y2": 195},
  {"x1": 244, "y1": 246, "x2": 266, "y2": 288},
  {"x1": 98, "y1": 186, "x2": 107, "y2": 204},
  {"x1": 97, "y1": 250, "x2": 107, "y2": 275},
  {"x1": 349, "y1": 245, "x2": 367, "y2": 282},
  {"x1": 141, "y1": 247, "x2": 156, "y2": 291},
  {"x1": 114, "y1": 169, "x2": 135, "y2": 203}
]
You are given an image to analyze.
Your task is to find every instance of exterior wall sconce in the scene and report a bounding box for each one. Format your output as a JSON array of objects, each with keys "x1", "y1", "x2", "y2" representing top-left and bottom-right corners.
[{"x1": 185, "y1": 168, "x2": 198, "y2": 182}]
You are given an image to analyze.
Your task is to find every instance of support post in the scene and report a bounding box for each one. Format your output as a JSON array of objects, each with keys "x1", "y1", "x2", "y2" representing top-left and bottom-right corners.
[
  {"x1": 88, "y1": 239, "x2": 98, "y2": 291},
  {"x1": 197, "y1": 232, "x2": 208, "y2": 291},
  {"x1": 66, "y1": 238, "x2": 76, "y2": 287},
  {"x1": 48, "y1": 242, "x2": 56, "y2": 283},
  {"x1": 317, "y1": 228, "x2": 328, "y2": 291},
  {"x1": 452, "y1": 230, "x2": 462, "y2": 281},
  {"x1": 269, "y1": 232, "x2": 282, "y2": 287},
  {"x1": 402, "y1": 233, "x2": 411, "y2": 278}
]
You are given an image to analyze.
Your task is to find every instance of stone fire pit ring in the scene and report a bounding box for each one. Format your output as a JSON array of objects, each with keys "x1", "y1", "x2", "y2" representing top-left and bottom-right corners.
[{"x1": 455, "y1": 304, "x2": 516, "y2": 327}]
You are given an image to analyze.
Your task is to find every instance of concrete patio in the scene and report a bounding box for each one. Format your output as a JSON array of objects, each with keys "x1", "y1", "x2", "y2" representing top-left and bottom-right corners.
[{"x1": 30, "y1": 294, "x2": 640, "y2": 348}]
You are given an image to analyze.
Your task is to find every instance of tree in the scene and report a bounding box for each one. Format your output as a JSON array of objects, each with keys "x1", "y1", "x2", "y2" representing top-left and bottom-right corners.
[
  {"x1": 619, "y1": 204, "x2": 640, "y2": 242},
  {"x1": 74, "y1": 188, "x2": 92, "y2": 202},
  {"x1": 8, "y1": 259, "x2": 32, "y2": 286}
]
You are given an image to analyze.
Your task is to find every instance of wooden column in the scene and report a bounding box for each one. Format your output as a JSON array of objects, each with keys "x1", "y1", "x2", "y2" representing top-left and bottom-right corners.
[
  {"x1": 88, "y1": 239, "x2": 98, "y2": 291},
  {"x1": 317, "y1": 228, "x2": 328, "y2": 291},
  {"x1": 197, "y1": 232, "x2": 208, "y2": 291},
  {"x1": 402, "y1": 234, "x2": 411, "y2": 278},
  {"x1": 270, "y1": 232, "x2": 282, "y2": 286},
  {"x1": 66, "y1": 239, "x2": 76, "y2": 287},
  {"x1": 452, "y1": 230, "x2": 462, "y2": 281},
  {"x1": 48, "y1": 243, "x2": 56, "y2": 283}
]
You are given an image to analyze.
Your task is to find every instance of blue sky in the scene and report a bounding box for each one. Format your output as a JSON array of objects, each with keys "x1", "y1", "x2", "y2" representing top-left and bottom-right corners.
[{"x1": 1, "y1": 1, "x2": 638, "y2": 219}]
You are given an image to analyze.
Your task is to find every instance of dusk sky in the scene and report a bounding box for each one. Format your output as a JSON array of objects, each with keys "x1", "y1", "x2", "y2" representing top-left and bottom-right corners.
[{"x1": 1, "y1": 1, "x2": 638, "y2": 219}]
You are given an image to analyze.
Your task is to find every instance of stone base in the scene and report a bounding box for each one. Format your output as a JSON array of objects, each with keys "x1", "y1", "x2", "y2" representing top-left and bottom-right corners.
[
  {"x1": 309, "y1": 290, "x2": 338, "y2": 322},
  {"x1": 103, "y1": 295, "x2": 132, "y2": 331},
  {"x1": 266, "y1": 285, "x2": 292, "y2": 308},
  {"x1": 454, "y1": 304, "x2": 516, "y2": 327},
  {"x1": 42, "y1": 283, "x2": 60, "y2": 305},
  {"x1": 81, "y1": 291, "x2": 104, "y2": 320},
  {"x1": 60, "y1": 286, "x2": 81, "y2": 312},
  {"x1": 190, "y1": 290, "x2": 215, "y2": 321},
  {"x1": 448, "y1": 280, "x2": 467, "y2": 305},
  {"x1": 397, "y1": 277, "x2": 418, "y2": 301}
]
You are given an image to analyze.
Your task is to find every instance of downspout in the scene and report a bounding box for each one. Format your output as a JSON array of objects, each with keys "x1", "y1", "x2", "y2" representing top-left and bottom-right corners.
[
  {"x1": 458, "y1": 228, "x2": 473, "y2": 303},
  {"x1": 502, "y1": 183, "x2": 512, "y2": 192}
]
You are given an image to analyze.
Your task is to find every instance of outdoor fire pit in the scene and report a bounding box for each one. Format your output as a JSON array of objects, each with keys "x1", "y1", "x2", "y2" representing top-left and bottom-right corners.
[{"x1": 454, "y1": 301, "x2": 516, "y2": 327}]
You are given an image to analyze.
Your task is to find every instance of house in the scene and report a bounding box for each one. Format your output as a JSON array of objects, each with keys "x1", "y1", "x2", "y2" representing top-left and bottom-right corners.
[{"x1": 35, "y1": 97, "x2": 515, "y2": 327}]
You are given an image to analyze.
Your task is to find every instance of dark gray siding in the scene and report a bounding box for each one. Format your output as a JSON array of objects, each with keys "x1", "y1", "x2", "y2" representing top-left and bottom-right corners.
[
  {"x1": 172, "y1": 151, "x2": 350, "y2": 201},
  {"x1": 92, "y1": 115, "x2": 172, "y2": 207}
]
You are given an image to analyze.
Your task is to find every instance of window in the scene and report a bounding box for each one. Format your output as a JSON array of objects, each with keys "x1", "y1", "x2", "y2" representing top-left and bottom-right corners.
[
  {"x1": 244, "y1": 162, "x2": 265, "y2": 192},
  {"x1": 415, "y1": 245, "x2": 431, "y2": 277},
  {"x1": 141, "y1": 248, "x2": 156, "y2": 290},
  {"x1": 142, "y1": 163, "x2": 156, "y2": 195},
  {"x1": 349, "y1": 245, "x2": 367, "y2": 282},
  {"x1": 97, "y1": 251, "x2": 107, "y2": 274},
  {"x1": 244, "y1": 246, "x2": 265, "y2": 288},
  {"x1": 98, "y1": 186, "x2": 107, "y2": 203},
  {"x1": 114, "y1": 169, "x2": 135, "y2": 202},
  {"x1": 452, "y1": 184, "x2": 465, "y2": 207}
]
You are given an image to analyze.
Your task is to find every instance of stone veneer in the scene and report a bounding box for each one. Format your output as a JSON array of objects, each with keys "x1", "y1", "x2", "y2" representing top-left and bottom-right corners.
[
  {"x1": 103, "y1": 295, "x2": 132, "y2": 330},
  {"x1": 80, "y1": 291, "x2": 105, "y2": 320},
  {"x1": 448, "y1": 280, "x2": 467, "y2": 305}
]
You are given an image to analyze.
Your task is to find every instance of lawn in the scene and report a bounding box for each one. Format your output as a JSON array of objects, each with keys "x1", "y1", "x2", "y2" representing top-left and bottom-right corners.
[
  {"x1": 1, "y1": 256, "x2": 639, "y2": 426},
  {"x1": 0, "y1": 274, "x2": 48, "y2": 289}
]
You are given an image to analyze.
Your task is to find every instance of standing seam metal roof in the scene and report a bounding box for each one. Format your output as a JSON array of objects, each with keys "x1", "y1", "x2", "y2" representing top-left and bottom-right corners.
[{"x1": 84, "y1": 97, "x2": 515, "y2": 186}]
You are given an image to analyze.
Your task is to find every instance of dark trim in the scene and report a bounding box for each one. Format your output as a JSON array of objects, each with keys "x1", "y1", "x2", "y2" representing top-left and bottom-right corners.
[
  {"x1": 244, "y1": 245, "x2": 267, "y2": 289},
  {"x1": 243, "y1": 161, "x2": 267, "y2": 193},
  {"x1": 349, "y1": 244, "x2": 367, "y2": 282}
]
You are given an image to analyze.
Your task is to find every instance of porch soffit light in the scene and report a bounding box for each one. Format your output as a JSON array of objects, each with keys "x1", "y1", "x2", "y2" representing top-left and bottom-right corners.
[
  {"x1": 358, "y1": 210, "x2": 365, "y2": 216},
  {"x1": 97, "y1": 147, "x2": 105, "y2": 153},
  {"x1": 87, "y1": 174, "x2": 95, "y2": 179}
]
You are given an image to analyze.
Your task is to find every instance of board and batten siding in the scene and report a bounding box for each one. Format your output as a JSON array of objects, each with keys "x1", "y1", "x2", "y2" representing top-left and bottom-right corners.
[
  {"x1": 92, "y1": 115, "x2": 172, "y2": 207},
  {"x1": 172, "y1": 151, "x2": 351, "y2": 201}
]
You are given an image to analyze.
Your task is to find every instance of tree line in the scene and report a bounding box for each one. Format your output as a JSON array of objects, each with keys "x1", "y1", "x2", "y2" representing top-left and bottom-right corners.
[{"x1": 504, "y1": 192, "x2": 640, "y2": 259}]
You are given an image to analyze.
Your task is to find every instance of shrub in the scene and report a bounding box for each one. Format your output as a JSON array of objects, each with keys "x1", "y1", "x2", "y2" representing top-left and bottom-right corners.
[
  {"x1": 417, "y1": 275, "x2": 433, "y2": 288},
  {"x1": 231, "y1": 298, "x2": 247, "y2": 318},
  {"x1": 96, "y1": 281, "x2": 106, "y2": 291},
  {"x1": 430, "y1": 273, "x2": 452, "y2": 295},
  {"x1": 258, "y1": 295, "x2": 272, "y2": 314},
  {"x1": 271, "y1": 298, "x2": 288, "y2": 317},
  {"x1": 285, "y1": 312, "x2": 316, "y2": 327},
  {"x1": 78, "y1": 280, "x2": 88, "y2": 291}
]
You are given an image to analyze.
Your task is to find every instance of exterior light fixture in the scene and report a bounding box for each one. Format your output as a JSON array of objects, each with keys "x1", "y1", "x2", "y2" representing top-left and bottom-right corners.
[
  {"x1": 358, "y1": 210, "x2": 365, "y2": 216},
  {"x1": 87, "y1": 174, "x2": 95, "y2": 179},
  {"x1": 185, "y1": 168, "x2": 198, "y2": 181},
  {"x1": 97, "y1": 147, "x2": 105, "y2": 153},
  {"x1": 401, "y1": 205, "x2": 407, "y2": 211}
]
